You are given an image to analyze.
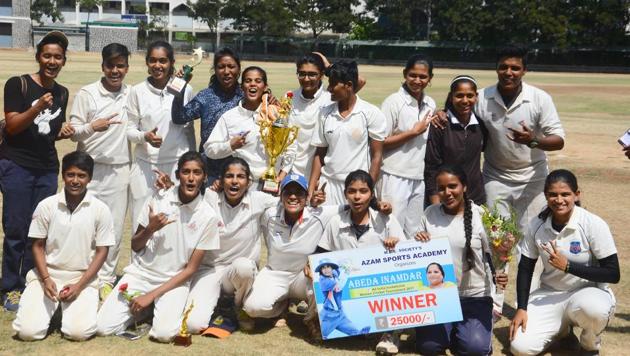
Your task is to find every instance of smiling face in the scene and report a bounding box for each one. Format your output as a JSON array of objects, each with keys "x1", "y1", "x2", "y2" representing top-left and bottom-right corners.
[
  {"x1": 496, "y1": 56, "x2": 526, "y2": 93},
  {"x1": 451, "y1": 81, "x2": 478, "y2": 119},
  {"x1": 146, "y1": 47, "x2": 173, "y2": 84},
  {"x1": 215, "y1": 55, "x2": 240, "y2": 91},
  {"x1": 241, "y1": 69, "x2": 267, "y2": 107},
  {"x1": 436, "y1": 172, "x2": 466, "y2": 215},
  {"x1": 345, "y1": 180, "x2": 372, "y2": 215},
  {"x1": 427, "y1": 264, "x2": 444, "y2": 287},
  {"x1": 545, "y1": 181, "x2": 580, "y2": 221},
  {"x1": 281, "y1": 183, "x2": 307, "y2": 216},
  {"x1": 222, "y1": 163, "x2": 250, "y2": 205},
  {"x1": 63, "y1": 166, "x2": 91, "y2": 198},
  {"x1": 37, "y1": 44, "x2": 66, "y2": 80},
  {"x1": 297, "y1": 63, "x2": 323, "y2": 95},
  {"x1": 177, "y1": 160, "x2": 206, "y2": 204},
  {"x1": 320, "y1": 265, "x2": 333, "y2": 277},
  {"x1": 101, "y1": 56, "x2": 129, "y2": 92},
  {"x1": 403, "y1": 63, "x2": 431, "y2": 97}
]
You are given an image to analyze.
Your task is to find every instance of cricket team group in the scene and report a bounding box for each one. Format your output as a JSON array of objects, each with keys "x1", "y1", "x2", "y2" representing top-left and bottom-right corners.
[{"x1": 0, "y1": 30, "x2": 620, "y2": 355}]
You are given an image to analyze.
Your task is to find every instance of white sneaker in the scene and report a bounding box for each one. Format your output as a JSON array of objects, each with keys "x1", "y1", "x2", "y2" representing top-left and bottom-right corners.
[{"x1": 376, "y1": 332, "x2": 399, "y2": 355}]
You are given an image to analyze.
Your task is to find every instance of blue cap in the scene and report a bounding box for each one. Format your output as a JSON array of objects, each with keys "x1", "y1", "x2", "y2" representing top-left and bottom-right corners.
[
  {"x1": 315, "y1": 258, "x2": 339, "y2": 273},
  {"x1": 280, "y1": 173, "x2": 308, "y2": 192}
]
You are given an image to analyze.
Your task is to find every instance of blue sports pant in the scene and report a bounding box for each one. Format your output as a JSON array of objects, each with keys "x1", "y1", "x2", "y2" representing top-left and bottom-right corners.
[
  {"x1": 415, "y1": 296, "x2": 493, "y2": 356},
  {"x1": 0, "y1": 159, "x2": 57, "y2": 293}
]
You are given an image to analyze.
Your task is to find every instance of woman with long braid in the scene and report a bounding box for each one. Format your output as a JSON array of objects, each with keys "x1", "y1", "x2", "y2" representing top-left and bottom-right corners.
[{"x1": 414, "y1": 165, "x2": 507, "y2": 355}]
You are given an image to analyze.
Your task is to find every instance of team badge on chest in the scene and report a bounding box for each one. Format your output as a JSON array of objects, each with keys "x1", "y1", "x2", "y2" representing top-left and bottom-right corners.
[{"x1": 569, "y1": 241, "x2": 582, "y2": 254}]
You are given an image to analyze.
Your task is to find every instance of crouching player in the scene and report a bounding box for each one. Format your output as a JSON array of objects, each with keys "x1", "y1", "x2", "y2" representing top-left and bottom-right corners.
[
  {"x1": 96, "y1": 151, "x2": 220, "y2": 342},
  {"x1": 12, "y1": 151, "x2": 114, "y2": 341}
]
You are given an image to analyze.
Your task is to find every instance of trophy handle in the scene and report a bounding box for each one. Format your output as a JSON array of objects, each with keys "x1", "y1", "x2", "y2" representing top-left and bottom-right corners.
[{"x1": 279, "y1": 126, "x2": 299, "y2": 153}]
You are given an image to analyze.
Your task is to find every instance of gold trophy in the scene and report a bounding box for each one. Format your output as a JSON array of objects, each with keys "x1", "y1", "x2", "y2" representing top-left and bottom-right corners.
[
  {"x1": 258, "y1": 92, "x2": 298, "y2": 194},
  {"x1": 168, "y1": 47, "x2": 205, "y2": 94},
  {"x1": 173, "y1": 301, "x2": 194, "y2": 346}
]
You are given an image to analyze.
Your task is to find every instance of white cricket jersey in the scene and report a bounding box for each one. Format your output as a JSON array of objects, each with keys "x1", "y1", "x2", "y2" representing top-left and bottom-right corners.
[
  {"x1": 201, "y1": 189, "x2": 278, "y2": 268},
  {"x1": 318, "y1": 207, "x2": 406, "y2": 251},
  {"x1": 123, "y1": 187, "x2": 220, "y2": 283},
  {"x1": 419, "y1": 203, "x2": 494, "y2": 298},
  {"x1": 29, "y1": 191, "x2": 115, "y2": 273},
  {"x1": 311, "y1": 96, "x2": 387, "y2": 181},
  {"x1": 521, "y1": 206, "x2": 617, "y2": 292},
  {"x1": 69, "y1": 79, "x2": 131, "y2": 164},
  {"x1": 125, "y1": 78, "x2": 195, "y2": 164},
  {"x1": 475, "y1": 82, "x2": 565, "y2": 182},
  {"x1": 262, "y1": 205, "x2": 342, "y2": 272},
  {"x1": 381, "y1": 87, "x2": 436, "y2": 180},
  {"x1": 289, "y1": 85, "x2": 333, "y2": 177}
]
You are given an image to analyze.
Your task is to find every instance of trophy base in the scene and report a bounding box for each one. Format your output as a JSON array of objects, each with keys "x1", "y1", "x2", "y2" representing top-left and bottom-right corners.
[
  {"x1": 260, "y1": 178, "x2": 279, "y2": 194},
  {"x1": 173, "y1": 333, "x2": 192, "y2": 347},
  {"x1": 167, "y1": 77, "x2": 188, "y2": 94}
]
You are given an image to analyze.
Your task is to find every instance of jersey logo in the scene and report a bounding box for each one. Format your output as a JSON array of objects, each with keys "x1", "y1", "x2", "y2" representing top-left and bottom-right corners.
[
  {"x1": 31, "y1": 99, "x2": 61, "y2": 135},
  {"x1": 569, "y1": 241, "x2": 582, "y2": 254}
]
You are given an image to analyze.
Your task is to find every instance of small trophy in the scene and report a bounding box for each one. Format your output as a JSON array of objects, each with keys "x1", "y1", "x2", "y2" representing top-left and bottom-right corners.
[
  {"x1": 168, "y1": 47, "x2": 205, "y2": 94},
  {"x1": 173, "y1": 301, "x2": 194, "y2": 347},
  {"x1": 258, "y1": 92, "x2": 299, "y2": 194}
]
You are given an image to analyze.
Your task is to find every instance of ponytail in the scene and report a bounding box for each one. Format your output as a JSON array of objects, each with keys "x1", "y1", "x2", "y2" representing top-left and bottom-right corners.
[{"x1": 463, "y1": 193, "x2": 475, "y2": 271}]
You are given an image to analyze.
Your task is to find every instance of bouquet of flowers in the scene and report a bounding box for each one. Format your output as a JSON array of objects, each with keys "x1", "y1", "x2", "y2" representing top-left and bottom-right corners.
[
  {"x1": 258, "y1": 91, "x2": 294, "y2": 127},
  {"x1": 481, "y1": 203, "x2": 523, "y2": 272}
]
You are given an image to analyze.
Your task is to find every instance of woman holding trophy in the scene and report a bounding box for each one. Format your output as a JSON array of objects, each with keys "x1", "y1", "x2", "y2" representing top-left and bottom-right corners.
[{"x1": 125, "y1": 40, "x2": 195, "y2": 231}]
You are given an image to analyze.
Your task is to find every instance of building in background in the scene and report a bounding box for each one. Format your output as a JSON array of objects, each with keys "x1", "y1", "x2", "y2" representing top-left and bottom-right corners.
[{"x1": 0, "y1": 0, "x2": 31, "y2": 48}]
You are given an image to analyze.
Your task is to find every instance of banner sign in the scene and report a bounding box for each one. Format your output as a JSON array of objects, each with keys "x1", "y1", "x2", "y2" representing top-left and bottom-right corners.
[{"x1": 308, "y1": 239, "x2": 463, "y2": 340}]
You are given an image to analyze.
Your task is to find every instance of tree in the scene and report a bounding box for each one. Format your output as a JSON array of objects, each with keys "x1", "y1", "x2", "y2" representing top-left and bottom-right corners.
[
  {"x1": 289, "y1": 0, "x2": 359, "y2": 38},
  {"x1": 30, "y1": 0, "x2": 64, "y2": 25},
  {"x1": 77, "y1": 0, "x2": 103, "y2": 51},
  {"x1": 364, "y1": 0, "x2": 432, "y2": 40},
  {"x1": 187, "y1": 0, "x2": 222, "y2": 33},
  {"x1": 223, "y1": 0, "x2": 295, "y2": 37}
]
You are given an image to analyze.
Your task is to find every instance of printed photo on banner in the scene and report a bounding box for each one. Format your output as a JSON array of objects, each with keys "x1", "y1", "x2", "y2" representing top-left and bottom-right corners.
[{"x1": 308, "y1": 239, "x2": 463, "y2": 340}]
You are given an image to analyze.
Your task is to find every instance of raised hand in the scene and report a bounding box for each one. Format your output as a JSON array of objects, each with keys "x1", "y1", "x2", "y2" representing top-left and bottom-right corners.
[
  {"x1": 310, "y1": 182, "x2": 327, "y2": 207},
  {"x1": 540, "y1": 240, "x2": 568, "y2": 272},
  {"x1": 144, "y1": 127, "x2": 162, "y2": 148},
  {"x1": 507, "y1": 121, "x2": 535, "y2": 145},
  {"x1": 90, "y1": 113, "x2": 121, "y2": 132},
  {"x1": 411, "y1": 110, "x2": 434, "y2": 135},
  {"x1": 35, "y1": 93, "x2": 54, "y2": 111},
  {"x1": 57, "y1": 122, "x2": 75, "y2": 139},
  {"x1": 153, "y1": 169, "x2": 173, "y2": 190},
  {"x1": 229, "y1": 131, "x2": 248, "y2": 150},
  {"x1": 145, "y1": 204, "x2": 175, "y2": 234}
]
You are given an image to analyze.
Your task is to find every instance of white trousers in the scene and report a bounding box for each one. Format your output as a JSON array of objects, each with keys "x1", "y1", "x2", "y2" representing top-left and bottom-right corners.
[
  {"x1": 511, "y1": 287, "x2": 615, "y2": 355},
  {"x1": 318, "y1": 175, "x2": 346, "y2": 206},
  {"x1": 185, "y1": 257, "x2": 257, "y2": 333},
  {"x1": 378, "y1": 173, "x2": 425, "y2": 239},
  {"x1": 13, "y1": 270, "x2": 98, "y2": 341},
  {"x1": 91, "y1": 162, "x2": 130, "y2": 287},
  {"x1": 129, "y1": 159, "x2": 177, "y2": 233},
  {"x1": 96, "y1": 273, "x2": 189, "y2": 343},
  {"x1": 243, "y1": 267, "x2": 311, "y2": 319},
  {"x1": 485, "y1": 177, "x2": 546, "y2": 312}
]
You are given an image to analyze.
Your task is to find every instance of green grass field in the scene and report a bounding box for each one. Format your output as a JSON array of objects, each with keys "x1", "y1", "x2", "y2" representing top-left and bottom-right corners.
[{"x1": 0, "y1": 49, "x2": 628, "y2": 355}]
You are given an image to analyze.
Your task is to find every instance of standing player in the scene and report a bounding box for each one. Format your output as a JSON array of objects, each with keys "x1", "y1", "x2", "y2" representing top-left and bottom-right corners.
[
  {"x1": 309, "y1": 61, "x2": 387, "y2": 205},
  {"x1": 379, "y1": 54, "x2": 436, "y2": 238},
  {"x1": 12, "y1": 151, "x2": 114, "y2": 341},
  {"x1": 69, "y1": 43, "x2": 131, "y2": 300}
]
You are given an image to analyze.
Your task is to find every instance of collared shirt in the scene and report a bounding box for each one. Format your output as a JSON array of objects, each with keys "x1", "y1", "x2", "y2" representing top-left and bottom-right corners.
[
  {"x1": 311, "y1": 96, "x2": 387, "y2": 181},
  {"x1": 125, "y1": 78, "x2": 195, "y2": 164},
  {"x1": 381, "y1": 87, "x2": 436, "y2": 180},
  {"x1": 204, "y1": 101, "x2": 296, "y2": 180},
  {"x1": 475, "y1": 82, "x2": 565, "y2": 182},
  {"x1": 424, "y1": 110, "x2": 486, "y2": 204},
  {"x1": 124, "y1": 186, "x2": 220, "y2": 283},
  {"x1": 289, "y1": 85, "x2": 333, "y2": 177},
  {"x1": 521, "y1": 206, "x2": 617, "y2": 292},
  {"x1": 29, "y1": 191, "x2": 115, "y2": 273},
  {"x1": 69, "y1": 79, "x2": 131, "y2": 164},
  {"x1": 201, "y1": 189, "x2": 277, "y2": 268},
  {"x1": 419, "y1": 203, "x2": 493, "y2": 298},
  {"x1": 262, "y1": 205, "x2": 341, "y2": 272},
  {"x1": 172, "y1": 82, "x2": 243, "y2": 178},
  {"x1": 318, "y1": 207, "x2": 405, "y2": 251}
]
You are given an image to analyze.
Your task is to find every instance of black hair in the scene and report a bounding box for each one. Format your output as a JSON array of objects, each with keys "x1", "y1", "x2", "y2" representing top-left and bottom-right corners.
[
  {"x1": 36, "y1": 35, "x2": 67, "y2": 61},
  {"x1": 404, "y1": 54, "x2": 434, "y2": 78},
  {"x1": 220, "y1": 156, "x2": 252, "y2": 182},
  {"x1": 344, "y1": 170, "x2": 380, "y2": 211},
  {"x1": 496, "y1": 44, "x2": 528, "y2": 68},
  {"x1": 62, "y1": 151, "x2": 94, "y2": 178},
  {"x1": 444, "y1": 75, "x2": 478, "y2": 114},
  {"x1": 241, "y1": 66, "x2": 268, "y2": 85},
  {"x1": 145, "y1": 40, "x2": 175, "y2": 75},
  {"x1": 538, "y1": 169, "x2": 581, "y2": 221},
  {"x1": 328, "y1": 60, "x2": 358, "y2": 90},
  {"x1": 435, "y1": 165, "x2": 474, "y2": 271},
  {"x1": 426, "y1": 262, "x2": 445, "y2": 279},
  {"x1": 296, "y1": 53, "x2": 326, "y2": 73},
  {"x1": 102, "y1": 43, "x2": 130, "y2": 65},
  {"x1": 209, "y1": 47, "x2": 241, "y2": 86},
  {"x1": 176, "y1": 151, "x2": 207, "y2": 176}
]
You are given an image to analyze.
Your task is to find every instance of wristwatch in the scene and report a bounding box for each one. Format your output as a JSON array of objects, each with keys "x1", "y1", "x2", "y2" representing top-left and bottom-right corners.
[{"x1": 527, "y1": 139, "x2": 539, "y2": 149}]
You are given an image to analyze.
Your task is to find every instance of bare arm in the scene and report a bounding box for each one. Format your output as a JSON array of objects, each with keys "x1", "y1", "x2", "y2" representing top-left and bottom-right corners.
[
  {"x1": 368, "y1": 139, "x2": 383, "y2": 183},
  {"x1": 308, "y1": 146, "x2": 327, "y2": 198},
  {"x1": 32, "y1": 238, "x2": 58, "y2": 301},
  {"x1": 59, "y1": 246, "x2": 109, "y2": 302},
  {"x1": 131, "y1": 204, "x2": 174, "y2": 252},
  {"x1": 4, "y1": 93, "x2": 53, "y2": 136}
]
